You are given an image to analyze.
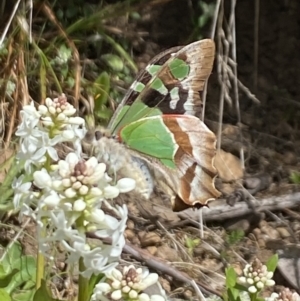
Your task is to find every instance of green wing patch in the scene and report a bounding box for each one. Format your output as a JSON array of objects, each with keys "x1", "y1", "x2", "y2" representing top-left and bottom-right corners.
[
  {"x1": 119, "y1": 116, "x2": 177, "y2": 169},
  {"x1": 111, "y1": 103, "x2": 162, "y2": 134}
]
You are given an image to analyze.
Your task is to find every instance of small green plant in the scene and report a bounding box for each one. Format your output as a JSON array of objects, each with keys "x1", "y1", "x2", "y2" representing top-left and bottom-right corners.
[
  {"x1": 0, "y1": 241, "x2": 36, "y2": 301},
  {"x1": 224, "y1": 255, "x2": 278, "y2": 301},
  {"x1": 184, "y1": 236, "x2": 201, "y2": 255},
  {"x1": 226, "y1": 229, "x2": 245, "y2": 245}
]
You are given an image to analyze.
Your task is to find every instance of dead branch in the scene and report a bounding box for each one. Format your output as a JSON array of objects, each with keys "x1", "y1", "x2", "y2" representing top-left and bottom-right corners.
[{"x1": 179, "y1": 192, "x2": 300, "y2": 222}]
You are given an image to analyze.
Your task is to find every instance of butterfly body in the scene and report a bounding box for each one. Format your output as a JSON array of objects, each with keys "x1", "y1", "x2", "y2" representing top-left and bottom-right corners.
[{"x1": 91, "y1": 39, "x2": 221, "y2": 211}]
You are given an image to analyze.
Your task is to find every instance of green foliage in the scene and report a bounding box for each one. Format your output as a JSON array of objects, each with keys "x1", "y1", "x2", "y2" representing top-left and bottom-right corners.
[
  {"x1": 33, "y1": 280, "x2": 58, "y2": 301},
  {"x1": 266, "y1": 254, "x2": 278, "y2": 272},
  {"x1": 94, "y1": 72, "x2": 111, "y2": 118},
  {"x1": 226, "y1": 229, "x2": 245, "y2": 245},
  {"x1": 198, "y1": 1, "x2": 216, "y2": 29},
  {"x1": 192, "y1": 0, "x2": 216, "y2": 39},
  {"x1": 224, "y1": 256, "x2": 279, "y2": 301},
  {"x1": 0, "y1": 157, "x2": 19, "y2": 216},
  {"x1": 0, "y1": 242, "x2": 36, "y2": 301},
  {"x1": 0, "y1": 0, "x2": 143, "y2": 139},
  {"x1": 290, "y1": 171, "x2": 300, "y2": 184},
  {"x1": 184, "y1": 236, "x2": 200, "y2": 255}
]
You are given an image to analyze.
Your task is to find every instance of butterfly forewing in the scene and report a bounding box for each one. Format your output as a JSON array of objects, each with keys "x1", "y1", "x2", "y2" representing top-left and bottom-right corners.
[
  {"x1": 136, "y1": 39, "x2": 215, "y2": 117},
  {"x1": 108, "y1": 46, "x2": 183, "y2": 131},
  {"x1": 109, "y1": 39, "x2": 215, "y2": 134}
]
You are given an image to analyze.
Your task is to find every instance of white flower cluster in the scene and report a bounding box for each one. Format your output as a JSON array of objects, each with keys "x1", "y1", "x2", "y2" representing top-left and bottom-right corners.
[
  {"x1": 13, "y1": 95, "x2": 136, "y2": 278},
  {"x1": 267, "y1": 289, "x2": 300, "y2": 301},
  {"x1": 238, "y1": 258, "x2": 275, "y2": 294},
  {"x1": 91, "y1": 265, "x2": 166, "y2": 301},
  {"x1": 15, "y1": 94, "x2": 86, "y2": 173}
]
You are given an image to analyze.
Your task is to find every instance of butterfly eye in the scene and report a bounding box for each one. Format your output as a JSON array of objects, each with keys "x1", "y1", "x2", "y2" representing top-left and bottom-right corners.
[{"x1": 95, "y1": 131, "x2": 103, "y2": 141}]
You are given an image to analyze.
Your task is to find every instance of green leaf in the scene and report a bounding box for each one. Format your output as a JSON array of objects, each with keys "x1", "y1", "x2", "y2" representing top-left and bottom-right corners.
[
  {"x1": 101, "y1": 54, "x2": 124, "y2": 72},
  {"x1": 88, "y1": 274, "x2": 105, "y2": 300},
  {"x1": 93, "y1": 72, "x2": 111, "y2": 122},
  {"x1": 111, "y1": 102, "x2": 161, "y2": 134},
  {"x1": 94, "y1": 72, "x2": 110, "y2": 107},
  {"x1": 0, "y1": 156, "x2": 18, "y2": 206},
  {"x1": 266, "y1": 254, "x2": 278, "y2": 272},
  {"x1": 4, "y1": 256, "x2": 36, "y2": 294},
  {"x1": 227, "y1": 287, "x2": 240, "y2": 301},
  {"x1": 33, "y1": 280, "x2": 58, "y2": 301},
  {"x1": 0, "y1": 288, "x2": 11, "y2": 301},
  {"x1": 120, "y1": 116, "x2": 176, "y2": 169},
  {"x1": 0, "y1": 242, "x2": 22, "y2": 278},
  {"x1": 225, "y1": 267, "x2": 237, "y2": 288},
  {"x1": 12, "y1": 290, "x2": 34, "y2": 301}
]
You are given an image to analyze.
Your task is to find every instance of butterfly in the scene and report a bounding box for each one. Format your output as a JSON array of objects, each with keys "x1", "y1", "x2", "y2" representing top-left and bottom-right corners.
[{"x1": 91, "y1": 39, "x2": 221, "y2": 211}]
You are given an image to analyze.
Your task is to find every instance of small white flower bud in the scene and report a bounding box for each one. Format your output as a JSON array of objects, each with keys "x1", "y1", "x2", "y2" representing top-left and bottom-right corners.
[
  {"x1": 104, "y1": 186, "x2": 119, "y2": 199},
  {"x1": 72, "y1": 181, "x2": 82, "y2": 190},
  {"x1": 265, "y1": 279, "x2": 275, "y2": 287},
  {"x1": 69, "y1": 116, "x2": 85, "y2": 125},
  {"x1": 73, "y1": 199, "x2": 86, "y2": 211},
  {"x1": 150, "y1": 295, "x2": 166, "y2": 301},
  {"x1": 122, "y1": 286, "x2": 131, "y2": 293},
  {"x1": 38, "y1": 105, "x2": 48, "y2": 114},
  {"x1": 79, "y1": 185, "x2": 89, "y2": 195},
  {"x1": 247, "y1": 278, "x2": 254, "y2": 285},
  {"x1": 57, "y1": 112, "x2": 66, "y2": 121},
  {"x1": 248, "y1": 286, "x2": 257, "y2": 294},
  {"x1": 43, "y1": 194, "x2": 60, "y2": 208},
  {"x1": 45, "y1": 97, "x2": 53, "y2": 107},
  {"x1": 138, "y1": 293, "x2": 150, "y2": 301},
  {"x1": 129, "y1": 289, "x2": 138, "y2": 299},
  {"x1": 256, "y1": 281, "x2": 264, "y2": 289},
  {"x1": 111, "y1": 290, "x2": 122, "y2": 300},
  {"x1": 112, "y1": 269, "x2": 123, "y2": 281},
  {"x1": 52, "y1": 180, "x2": 63, "y2": 190},
  {"x1": 90, "y1": 187, "x2": 103, "y2": 197},
  {"x1": 266, "y1": 271, "x2": 273, "y2": 279},
  {"x1": 111, "y1": 280, "x2": 121, "y2": 290},
  {"x1": 33, "y1": 170, "x2": 52, "y2": 188},
  {"x1": 48, "y1": 106, "x2": 56, "y2": 115},
  {"x1": 63, "y1": 107, "x2": 76, "y2": 116},
  {"x1": 42, "y1": 116, "x2": 54, "y2": 127},
  {"x1": 117, "y1": 178, "x2": 136, "y2": 193},
  {"x1": 89, "y1": 209, "x2": 105, "y2": 223},
  {"x1": 62, "y1": 130, "x2": 75, "y2": 140},
  {"x1": 65, "y1": 187, "x2": 77, "y2": 198},
  {"x1": 62, "y1": 178, "x2": 71, "y2": 187}
]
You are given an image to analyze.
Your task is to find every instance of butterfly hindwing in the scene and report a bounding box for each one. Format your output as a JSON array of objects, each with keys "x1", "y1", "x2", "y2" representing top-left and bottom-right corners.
[{"x1": 119, "y1": 114, "x2": 220, "y2": 210}]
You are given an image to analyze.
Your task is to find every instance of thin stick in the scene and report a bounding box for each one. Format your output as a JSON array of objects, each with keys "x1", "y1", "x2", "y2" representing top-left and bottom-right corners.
[
  {"x1": 253, "y1": 0, "x2": 260, "y2": 91},
  {"x1": 229, "y1": 0, "x2": 244, "y2": 169},
  {"x1": 0, "y1": 0, "x2": 22, "y2": 46},
  {"x1": 202, "y1": 0, "x2": 222, "y2": 122}
]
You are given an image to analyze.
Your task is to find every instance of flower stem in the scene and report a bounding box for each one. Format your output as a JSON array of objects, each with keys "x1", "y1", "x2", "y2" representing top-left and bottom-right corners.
[
  {"x1": 77, "y1": 216, "x2": 89, "y2": 301},
  {"x1": 36, "y1": 246, "x2": 45, "y2": 289},
  {"x1": 78, "y1": 258, "x2": 89, "y2": 301}
]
